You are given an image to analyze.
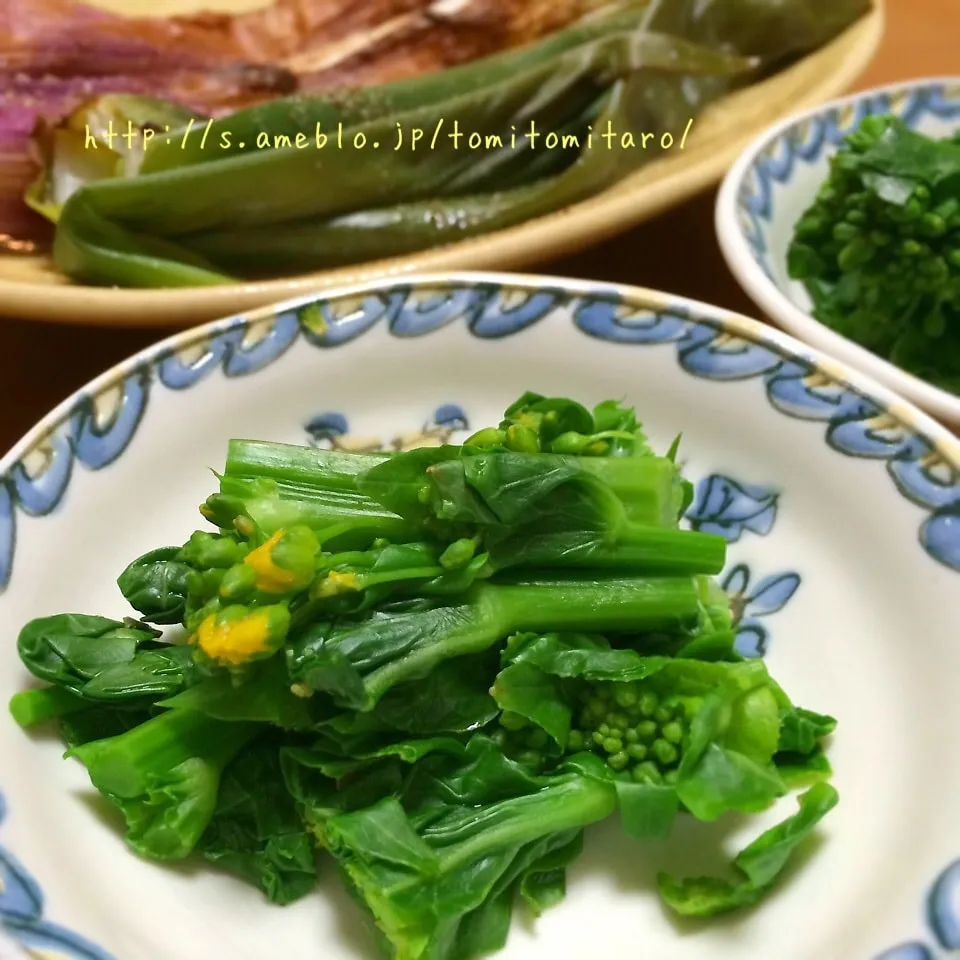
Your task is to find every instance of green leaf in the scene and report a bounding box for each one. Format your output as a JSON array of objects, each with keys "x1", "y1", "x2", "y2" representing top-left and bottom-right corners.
[
  {"x1": 775, "y1": 747, "x2": 833, "y2": 790},
  {"x1": 323, "y1": 738, "x2": 616, "y2": 959},
  {"x1": 657, "y1": 782, "x2": 839, "y2": 917},
  {"x1": 81, "y1": 646, "x2": 201, "y2": 701},
  {"x1": 15, "y1": 613, "x2": 198, "y2": 705},
  {"x1": 286, "y1": 736, "x2": 465, "y2": 781},
  {"x1": 500, "y1": 632, "x2": 671, "y2": 681},
  {"x1": 518, "y1": 831, "x2": 584, "y2": 915},
  {"x1": 855, "y1": 119, "x2": 960, "y2": 192},
  {"x1": 614, "y1": 781, "x2": 679, "y2": 840},
  {"x1": 491, "y1": 662, "x2": 571, "y2": 747},
  {"x1": 117, "y1": 546, "x2": 192, "y2": 624},
  {"x1": 69, "y1": 709, "x2": 260, "y2": 860},
  {"x1": 777, "y1": 707, "x2": 837, "y2": 755},
  {"x1": 19, "y1": 614, "x2": 150, "y2": 685},
  {"x1": 158, "y1": 654, "x2": 323, "y2": 729},
  {"x1": 59, "y1": 706, "x2": 155, "y2": 750},
  {"x1": 368, "y1": 655, "x2": 500, "y2": 735},
  {"x1": 198, "y1": 738, "x2": 318, "y2": 904}
]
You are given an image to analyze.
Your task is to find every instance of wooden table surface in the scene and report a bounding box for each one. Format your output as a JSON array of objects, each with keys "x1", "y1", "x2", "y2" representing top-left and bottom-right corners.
[{"x1": 0, "y1": 0, "x2": 954, "y2": 451}]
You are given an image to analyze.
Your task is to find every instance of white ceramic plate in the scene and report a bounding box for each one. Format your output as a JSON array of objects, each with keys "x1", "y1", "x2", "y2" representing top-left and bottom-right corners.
[
  {"x1": 715, "y1": 77, "x2": 960, "y2": 429},
  {"x1": 1, "y1": 272, "x2": 958, "y2": 960}
]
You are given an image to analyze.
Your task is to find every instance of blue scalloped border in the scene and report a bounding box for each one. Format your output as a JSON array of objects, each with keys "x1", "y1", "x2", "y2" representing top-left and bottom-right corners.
[
  {"x1": 1, "y1": 279, "x2": 958, "y2": 957},
  {"x1": 3, "y1": 282, "x2": 955, "y2": 592},
  {"x1": 0, "y1": 791, "x2": 115, "y2": 959}
]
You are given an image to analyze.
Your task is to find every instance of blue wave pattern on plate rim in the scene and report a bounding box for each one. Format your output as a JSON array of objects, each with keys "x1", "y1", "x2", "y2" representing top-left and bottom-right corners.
[
  {"x1": 0, "y1": 280, "x2": 958, "y2": 957},
  {"x1": 734, "y1": 81, "x2": 960, "y2": 281},
  {"x1": 0, "y1": 791, "x2": 116, "y2": 959},
  {"x1": 2, "y1": 282, "x2": 954, "y2": 592}
]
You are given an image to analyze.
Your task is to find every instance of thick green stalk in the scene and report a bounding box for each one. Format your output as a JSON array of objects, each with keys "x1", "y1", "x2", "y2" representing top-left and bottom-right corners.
[
  {"x1": 51, "y1": 30, "x2": 751, "y2": 286},
  {"x1": 490, "y1": 577, "x2": 701, "y2": 633},
  {"x1": 490, "y1": 524, "x2": 726, "y2": 574},
  {"x1": 70, "y1": 708, "x2": 259, "y2": 797},
  {"x1": 142, "y1": 4, "x2": 656, "y2": 173},
  {"x1": 217, "y1": 442, "x2": 694, "y2": 556},
  {"x1": 225, "y1": 439, "x2": 391, "y2": 490},
  {"x1": 164, "y1": 44, "x2": 751, "y2": 277},
  {"x1": 574, "y1": 455, "x2": 684, "y2": 526},
  {"x1": 429, "y1": 773, "x2": 615, "y2": 872},
  {"x1": 295, "y1": 576, "x2": 703, "y2": 709},
  {"x1": 68, "y1": 31, "x2": 689, "y2": 240},
  {"x1": 9, "y1": 686, "x2": 88, "y2": 727},
  {"x1": 229, "y1": 441, "x2": 681, "y2": 527}
]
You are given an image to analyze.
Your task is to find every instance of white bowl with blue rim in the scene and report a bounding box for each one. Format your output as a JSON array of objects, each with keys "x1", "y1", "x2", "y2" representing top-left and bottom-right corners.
[
  {"x1": 715, "y1": 77, "x2": 960, "y2": 428},
  {"x1": 1, "y1": 271, "x2": 959, "y2": 960}
]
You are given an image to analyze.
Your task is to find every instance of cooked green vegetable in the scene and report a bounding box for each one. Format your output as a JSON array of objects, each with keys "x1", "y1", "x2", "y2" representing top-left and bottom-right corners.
[
  {"x1": 198, "y1": 736, "x2": 319, "y2": 905},
  {"x1": 658, "y1": 781, "x2": 839, "y2": 915},
  {"x1": 787, "y1": 114, "x2": 960, "y2": 393},
  {"x1": 287, "y1": 575, "x2": 709, "y2": 711},
  {"x1": 14, "y1": 613, "x2": 201, "y2": 707},
  {"x1": 322, "y1": 743, "x2": 617, "y2": 960},
  {"x1": 69, "y1": 709, "x2": 260, "y2": 860},
  {"x1": 9, "y1": 392, "x2": 838, "y2": 959},
  {"x1": 28, "y1": 0, "x2": 870, "y2": 287}
]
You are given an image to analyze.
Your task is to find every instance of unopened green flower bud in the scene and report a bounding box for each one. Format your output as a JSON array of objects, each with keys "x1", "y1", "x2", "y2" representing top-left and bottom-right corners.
[
  {"x1": 500, "y1": 711, "x2": 527, "y2": 731},
  {"x1": 439, "y1": 538, "x2": 476, "y2": 570},
  {"x1": 219, "y1": 562, "x2": 257, "y2": 600},
  {"x1": 838, "y1": 239, "x2": 873, "y2": 271},
  {"x1": 654, "y1": 706, "x2": 673, "y2": 726},
  {"x1": 639, "y1": 691, "x2": 659, "y2": 718},
  {"x1": 587, "y1": 695, "x2": 607, "y2": 716},
  {"x1": 632, "y1": 762, "x2": 663, "y2": 785},
  {"x1": 518, "y1": 750, "x2": 542, "y2": 768},
  {"x1": 465, "y1": 427, "x2": 505, "y2": 448},
  {"x1": 662, "y1": 721, "x2": 684, "y2": 745},
  {"x1": 652, "y1": 739, "x2": 679, "y2": 767},
  {"x1": 608, "y1": 751, "x2": 630, "y2": 772},
  {"x1": 832, "y1": 222, "x2": 858, "y2": 242},
  {"x1": 635, "y1": 720, "x2": 658, "y2": 742},
  {"x1": 549, "y1": 431, "x2": 590, "y2": 454},
  {"x1": 920, "y1": 213, "x2": 947, "y2": 237},
  {"x1": 526, "y1": 727, "x2": 549, "y2": 750},
  {"x1": 182, "y1": 531, "x2": 248, "y2": 569},
  {"x1": 504, "y1": 424, "x2": 540, "y2": 453}
]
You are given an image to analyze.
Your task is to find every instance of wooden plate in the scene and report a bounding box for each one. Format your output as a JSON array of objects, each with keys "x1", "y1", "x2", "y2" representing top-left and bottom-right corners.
[{"x1": 0, "y1": 0, "x2": 884, "y2": 327}]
